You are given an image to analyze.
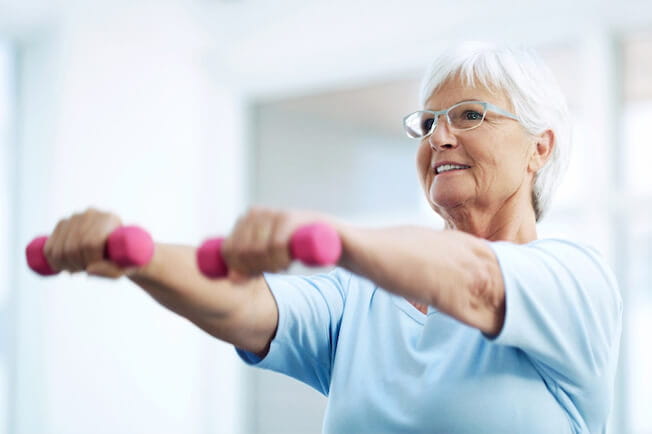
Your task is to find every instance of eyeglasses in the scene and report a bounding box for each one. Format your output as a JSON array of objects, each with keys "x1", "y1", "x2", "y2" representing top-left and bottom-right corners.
[{"x1": 403, "y1": 101, "x2": 518, "y2": 139}]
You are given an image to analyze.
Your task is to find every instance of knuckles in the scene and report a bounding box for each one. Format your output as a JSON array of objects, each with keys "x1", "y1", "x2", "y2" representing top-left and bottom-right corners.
[
  {"x1": 270, "y1": 238, "x2": 288, "y2": 252},
  {"x1": 46, "y1": 209, "x2": 121, "y2": 271},
  {"x1": 245, "y1": 206, "x2": 287, "y2": 226},
  {"x1": 61, "y1": 246, "x2": 78, "y2": 259},
  {"x1": 80, "y1": 239, "x2": 102, "y2": 257},
  {"x1": 224, "y1": 207, "x2": 298, "y2": 275}
]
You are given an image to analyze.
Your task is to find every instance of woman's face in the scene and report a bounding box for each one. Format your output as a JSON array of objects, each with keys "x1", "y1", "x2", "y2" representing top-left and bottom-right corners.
[{"x1": 416, "y1": 77, "x2": 540, "y2": 219}]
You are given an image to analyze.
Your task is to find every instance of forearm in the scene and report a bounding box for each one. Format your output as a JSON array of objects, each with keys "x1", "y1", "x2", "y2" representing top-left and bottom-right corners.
[
  {"x1": 129, "y1": 244, "x2": 236, "y2": 317},
  {"x1": 128, "y1": 243, "x2": 277, "y2": 353},
  {"x1": 338, "y1": 225, "x2": 505, "y2": 335}
]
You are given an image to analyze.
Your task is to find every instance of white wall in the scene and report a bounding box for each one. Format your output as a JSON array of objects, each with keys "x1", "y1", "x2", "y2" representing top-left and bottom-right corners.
[
  {"x1": 11, "y1": 3, "x2": 248, "y2": 434},
  {"x1": 0, "y1": 40, "x2": 13, "y2": 434},
  {"x1": 253, "y1": 107, "x2": 428, "y2": 222}
]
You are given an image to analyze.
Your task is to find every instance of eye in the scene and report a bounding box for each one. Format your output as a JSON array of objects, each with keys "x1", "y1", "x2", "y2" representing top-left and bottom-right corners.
[
  {"x1": 422, "y1": 118, "x2": 435, "y2": 131},
  {"x1": 463, "y1": 110, "x2": 483, "y2": 120}
]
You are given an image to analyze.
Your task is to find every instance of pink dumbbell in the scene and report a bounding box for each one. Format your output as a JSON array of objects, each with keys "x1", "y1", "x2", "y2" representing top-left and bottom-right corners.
[
  {"x1": 26, "y1": 225, "x2": 155, "y2": 276},
  {"x1": 197, "y1": 222, "x2": 342, "y2": 278}
]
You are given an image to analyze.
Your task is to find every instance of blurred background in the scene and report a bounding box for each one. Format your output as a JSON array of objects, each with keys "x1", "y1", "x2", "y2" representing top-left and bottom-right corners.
[{"x1": 0, "y1": 0, "x2": 651, "y2": 433}]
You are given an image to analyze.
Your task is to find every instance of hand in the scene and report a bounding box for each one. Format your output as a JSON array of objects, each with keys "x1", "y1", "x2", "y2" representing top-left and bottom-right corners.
[
  {"x1": 221, "y1": 207, "x2": 333, "y2": 281},
  {"x1": 43, "y1": 208, "x2": 129, "y2": 278}
]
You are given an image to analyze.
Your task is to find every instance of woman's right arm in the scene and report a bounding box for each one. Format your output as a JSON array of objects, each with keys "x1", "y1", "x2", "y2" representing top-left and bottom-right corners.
[
  {"x1": 128, "y1": 244, "x2": 278, "y2": 357},
  {"x1": 42, "y1": 208, "x2": 279, "y2": 357}
]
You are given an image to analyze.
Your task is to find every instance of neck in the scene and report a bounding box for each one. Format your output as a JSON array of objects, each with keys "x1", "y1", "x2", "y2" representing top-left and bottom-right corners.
[{"x1": 439, "y1": 191, "x2": 538, "y2": 244}]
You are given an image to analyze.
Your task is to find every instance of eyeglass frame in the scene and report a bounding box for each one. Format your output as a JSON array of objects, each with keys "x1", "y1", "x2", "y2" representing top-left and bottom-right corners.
[{"x1": 402, "y1": 100, "x2": 519, "y2": 139}]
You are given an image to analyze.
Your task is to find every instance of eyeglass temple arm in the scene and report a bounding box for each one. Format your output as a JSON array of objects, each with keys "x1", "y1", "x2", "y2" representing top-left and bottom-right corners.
[{"x1": 484, "y1": 102, "x2": 518, "y2": 120}]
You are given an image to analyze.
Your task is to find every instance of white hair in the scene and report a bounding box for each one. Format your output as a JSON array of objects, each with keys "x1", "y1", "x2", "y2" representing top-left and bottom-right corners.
[{"x1": 419, "y1": 42, "x2": 571, "y2": 221}]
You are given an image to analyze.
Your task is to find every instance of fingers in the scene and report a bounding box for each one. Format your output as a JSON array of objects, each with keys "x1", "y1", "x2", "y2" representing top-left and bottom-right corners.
[
  {"x1": 222, "y1": 207, "x2": 273, "y2": 276},
  {"x1": 80, "y1": 210, "x2": 122, "y2": 268},
  {"x1": 44, "y1": 219, "x2": 71, "y2": 272},
  {"x1": 268, "y1": 215, "x2": 293, "y2": 271},
  {"x1": 221, "y1": 207, "x2": 295, "y2": 279},
  {"x1": 43, "y1": 208, "x2": 124, "y2": 278},
  {"x1": 86, "y1": 261, "x2": 126, "y2": 279},
  {"x1": 62, "y1": 214, "x2": 87, "y2": 272}
]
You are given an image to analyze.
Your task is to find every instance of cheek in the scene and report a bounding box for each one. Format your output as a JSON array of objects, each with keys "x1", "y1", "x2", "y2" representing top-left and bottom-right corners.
[
  {"x1": 416, "y1": 142, "x2": 431, "y2": 182},
  {"x1": 481, "y1": 145, "x2": 528, "y2": 189}
]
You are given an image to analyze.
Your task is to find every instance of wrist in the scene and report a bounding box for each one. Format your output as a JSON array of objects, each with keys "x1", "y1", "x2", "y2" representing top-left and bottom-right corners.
[
  {"x1": 127, "y1": 242, "x2": 165, "y2": 280},
  {"x1": 333, "y1": 221, "x2": 362, "y2": 272}
]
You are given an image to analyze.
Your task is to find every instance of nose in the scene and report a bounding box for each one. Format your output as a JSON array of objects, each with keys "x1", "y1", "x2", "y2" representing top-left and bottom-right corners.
[{"x1": 428, "y1": 117, "x2": 459, "y2": 151}]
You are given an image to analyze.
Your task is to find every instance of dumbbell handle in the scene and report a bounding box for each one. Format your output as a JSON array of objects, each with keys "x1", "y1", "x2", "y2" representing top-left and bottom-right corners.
[
  {"x1": 26, "y1": 225, "x2": 155, "y2": 276},
  {"x1": 196, "y1": 222, "x2": 342, "y2": 278}
]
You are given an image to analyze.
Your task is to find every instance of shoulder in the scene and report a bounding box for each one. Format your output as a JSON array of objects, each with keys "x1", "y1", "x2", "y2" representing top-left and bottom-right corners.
[
  {"x1": 492, "y1": 238, "x2": 612, "y2": 274},
  {"x1": 490, "y1": 238, "x2": 622, "y2": 305},
  {"x1": 532, "y1": 238, "x2": 618, "y2": 288},
  {"x1": 529, "y1": 238, "x2": 609, "y2": 264}
]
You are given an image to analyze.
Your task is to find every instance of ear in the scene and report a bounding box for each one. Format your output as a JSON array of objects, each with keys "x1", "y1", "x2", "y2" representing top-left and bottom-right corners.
[{"x1": 528, "y1": 129, "x2": 554, "y2": 174}]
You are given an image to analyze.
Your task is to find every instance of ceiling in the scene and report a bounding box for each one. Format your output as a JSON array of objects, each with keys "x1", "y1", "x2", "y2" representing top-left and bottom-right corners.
[
  {"x1": 192, "y1": 0, "x2": 652, "y2": 98},
  {"x1": 1, "y1": 0, "x2": 651, "y2": 104}
]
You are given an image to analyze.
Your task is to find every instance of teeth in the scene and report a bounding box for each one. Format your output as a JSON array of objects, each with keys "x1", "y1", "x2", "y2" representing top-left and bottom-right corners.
[{"x1": 436, "y1": 164, "x2": 470, "y2": 174}]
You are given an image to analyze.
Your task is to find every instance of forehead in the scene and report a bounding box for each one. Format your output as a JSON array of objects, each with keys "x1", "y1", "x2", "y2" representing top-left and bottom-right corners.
[{"x1": 423, "y1": 75, "x2": 511, "y2": 111}]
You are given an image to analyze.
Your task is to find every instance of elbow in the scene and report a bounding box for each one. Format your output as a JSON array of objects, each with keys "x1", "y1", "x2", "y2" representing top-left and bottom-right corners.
[{"x1": 465, "y1": 246, "x2": 506, "y2": 336}]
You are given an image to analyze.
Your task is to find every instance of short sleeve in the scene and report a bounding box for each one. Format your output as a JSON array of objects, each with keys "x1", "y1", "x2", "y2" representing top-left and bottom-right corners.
[
  {"x1": 235, "y1": 267, "x2": 352, "y2": 396},
  {"x1": 488, "y1": 240, "x2": 623, "y2": 393}
]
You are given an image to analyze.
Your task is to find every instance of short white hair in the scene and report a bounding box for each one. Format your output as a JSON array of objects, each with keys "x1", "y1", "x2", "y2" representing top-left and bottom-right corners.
[{"x1": 419, "y1": 42, "x2": 571, "y2": 221}]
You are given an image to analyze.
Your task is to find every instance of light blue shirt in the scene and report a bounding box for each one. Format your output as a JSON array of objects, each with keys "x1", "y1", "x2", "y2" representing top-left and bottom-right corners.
[{"x1": 237, "y1": 239, "x2": 622, "y2": 433}]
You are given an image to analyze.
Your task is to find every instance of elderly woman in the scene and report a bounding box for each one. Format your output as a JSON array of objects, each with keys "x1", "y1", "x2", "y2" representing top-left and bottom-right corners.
[{"x1": 43, "y1": 43, "x2": 622, "y2": 433}]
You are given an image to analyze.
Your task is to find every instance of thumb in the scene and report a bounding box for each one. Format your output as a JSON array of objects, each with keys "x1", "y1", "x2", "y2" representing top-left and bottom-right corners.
[
  {"x1": 86, "y1": 261, "x2": 126, "y2": 279},
  {"x1": 227, "y1": 269, "x2": 251, "y2": 284}
]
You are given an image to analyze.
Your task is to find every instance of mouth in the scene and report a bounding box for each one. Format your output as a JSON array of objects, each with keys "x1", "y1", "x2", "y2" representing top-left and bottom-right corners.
[{"x1": 433, "y1": 163, "x2": 471, "y2": 175}]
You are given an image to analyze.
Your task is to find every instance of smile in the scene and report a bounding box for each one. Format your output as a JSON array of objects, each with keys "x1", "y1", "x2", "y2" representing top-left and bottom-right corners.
[{"x1": 434, "y1": 164, "x2": 471, "y2": 175}]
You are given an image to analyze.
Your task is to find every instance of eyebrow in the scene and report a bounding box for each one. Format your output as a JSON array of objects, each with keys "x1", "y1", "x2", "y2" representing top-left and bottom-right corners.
[{"x1": 424, "y1": 98, "x2": 484, "y2": 111}]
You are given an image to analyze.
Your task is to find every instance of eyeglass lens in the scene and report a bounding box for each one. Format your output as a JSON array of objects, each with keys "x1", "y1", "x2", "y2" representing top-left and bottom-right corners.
[{"x1": 405, "y1": 102, "x2": 487, "y2": 138}]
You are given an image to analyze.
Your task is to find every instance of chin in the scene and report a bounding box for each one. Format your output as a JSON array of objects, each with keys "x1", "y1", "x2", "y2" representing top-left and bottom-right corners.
[
  {"x1": 431, "y1": 196, "x2": 466, "y2": 212},
  {"x1": 429, "y1": 184, "x2": 469, "y2": 210}
]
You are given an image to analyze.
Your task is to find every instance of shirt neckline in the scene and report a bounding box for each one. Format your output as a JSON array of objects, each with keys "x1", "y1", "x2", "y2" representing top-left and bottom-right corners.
[{"x1": 391, "y1": 295, "x2": 438, "y2": 324}]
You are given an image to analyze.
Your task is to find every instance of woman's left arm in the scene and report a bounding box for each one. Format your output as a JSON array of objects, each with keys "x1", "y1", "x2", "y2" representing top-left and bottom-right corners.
[{"x1": 337, "y1": 225, "x2": 505, "y2": 335}]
